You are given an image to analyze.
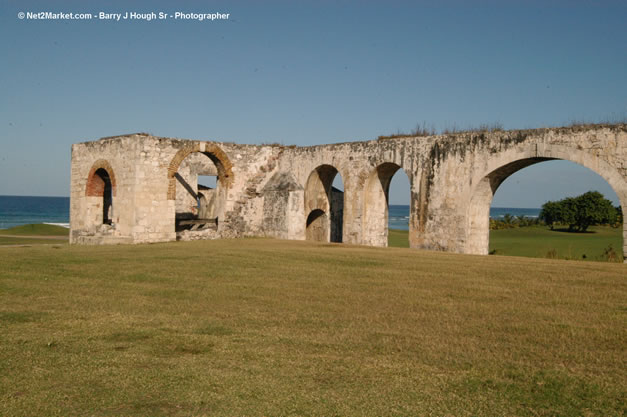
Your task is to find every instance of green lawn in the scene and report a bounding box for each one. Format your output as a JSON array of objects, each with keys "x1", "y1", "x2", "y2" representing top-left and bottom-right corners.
[
  {"x1": 0, "y1": 237, "x2": 68, "y2": 246},
  {"x1": 388, "y1": 226, "x2": 623, "y2": 262},
  {"x1": 1, "y1": 238, "x2": 625, "y2": 416},
  {"x1": 388, "y1": 228, "x2": 410, "y2": 248},
  {"x1": 0, "y1": 223, "x2": 69, "y2": 236},
  {"x1": 0, "y1": 224, "x2": 69, "y2": 246},
  {"x1": 489, "y1": 225, "x2": 623, "y2": 262}
]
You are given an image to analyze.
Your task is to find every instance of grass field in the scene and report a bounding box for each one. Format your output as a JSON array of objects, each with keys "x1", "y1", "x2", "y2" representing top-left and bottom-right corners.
[
  {"x1": 0, "y1": 236, "x2": 68, "y2": 246},
  {"x1": 0, "y1": 224, "x2": 69, "y2": 246},
  {"x1": 0, "y1": 224, "x2": 69, "y2": 237},
  {"x1": 1, "y1": 238, "x2": 625, "y2": 416},
  {"x1": 388, "y1": 228, "x2": 410, "y2": 248},
  {"x1": 489, "y1": 225, "x2": 623, "y2": 262},
  {"x1": 389, "y1": 226, "x2": 623, "y2": 262}
]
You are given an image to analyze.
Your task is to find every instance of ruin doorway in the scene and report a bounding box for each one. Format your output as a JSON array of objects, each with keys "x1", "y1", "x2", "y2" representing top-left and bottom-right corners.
[
  {"x1": 98, "y1": 169, "x2": 113, "y2": 224},
  {"x1": 362, "y1": 163, "x2": 410, "y2": 247},
  {"x1": 304, "y1": 165, "x2": 344, "y2": 243},
  {"x1": 171, "y1": 151, "x2": 227, "y2": 237},
  {"x1": 85, "y1": 161, "x2": 116, "y2": 227}
]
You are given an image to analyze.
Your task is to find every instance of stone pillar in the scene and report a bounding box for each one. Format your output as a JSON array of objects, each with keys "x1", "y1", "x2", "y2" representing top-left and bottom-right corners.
[{"x1": 341, "y1": 166, "x2": 365, "y2": 245}]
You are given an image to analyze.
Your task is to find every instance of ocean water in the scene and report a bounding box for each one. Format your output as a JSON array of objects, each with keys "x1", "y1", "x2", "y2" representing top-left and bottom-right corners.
[
  {"x1": 388, "y1": 205, "x2": 541, "y2": 231},
  {"x1": 389, "y1": 205, "x2": 411, "y2": 231},
  {"x1": 0, "y1": 196, "x2": 540, "y2": 232},
  {"x1": 0, "y1": 196, "x2": 70, "y2": 229}
]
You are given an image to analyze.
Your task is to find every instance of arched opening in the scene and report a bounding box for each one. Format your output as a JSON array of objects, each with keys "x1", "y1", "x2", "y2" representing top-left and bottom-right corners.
[
  {"x1": 388, "y1": 168, "x2": 411, "y2": 248},
  {"x1": 304, "y1": 165, "x2": 343, "y2": 243},
  {"x1": 85, "y1": 160, "x2": 116, "y2": 227},
  {"x1": 97, "y1": 169, "x2": 113, "y2": 224},
  {"x1": 169, "y1": 148, "x2": 230, "y2": 238},
  {"x1": 363, "y1": 163, "x2": 411, "y2": 247},
  {"x1": 468, "y1": 158, "x2": 624, "y2": 262}
]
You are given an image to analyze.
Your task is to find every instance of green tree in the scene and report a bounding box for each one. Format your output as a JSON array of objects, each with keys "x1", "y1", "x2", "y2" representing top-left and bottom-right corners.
[
  {"x1": 539, "y1": 201, "x2": 562, "y2": 230},
  {"x1": 572, "y1": 191, "x2": 617, "y2": 232},
  {"x1": 539, "y1": 191, "x2": 617, "y2": 232},
  {"x1": 560, "y1": 197, "x2": 579, "y2": 231}
]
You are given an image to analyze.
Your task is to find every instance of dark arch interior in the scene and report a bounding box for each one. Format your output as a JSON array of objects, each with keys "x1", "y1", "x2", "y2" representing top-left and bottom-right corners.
[
  {"x1": 316, "y1": 165, "x2": 341, "y2": 195},
  {"x1": 375, "y1": 163, "x2": 402, "y2": 198},
  {"x1": 306, "y1": 209, "x2": 326, "y2": 227},
  {"x1": 329, "y1": 173, "x2": 344, "y2": 243},
  {"x1": 94, "y1": 168, "x2": 113, "y2": 225},
  {"x1": 305, "y1": 165, "x2": 343, "y2": 243}
]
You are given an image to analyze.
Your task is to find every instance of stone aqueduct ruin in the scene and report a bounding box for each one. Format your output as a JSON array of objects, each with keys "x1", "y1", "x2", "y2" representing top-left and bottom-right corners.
[{"x1": 70, "y1": 124, "x2": 627, "y2": 261}]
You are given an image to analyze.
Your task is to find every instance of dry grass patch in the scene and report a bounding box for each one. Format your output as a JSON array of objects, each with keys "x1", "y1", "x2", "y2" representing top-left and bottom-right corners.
[{"x1": 0, "y1": 238, "x2": 625, "y2": 416}]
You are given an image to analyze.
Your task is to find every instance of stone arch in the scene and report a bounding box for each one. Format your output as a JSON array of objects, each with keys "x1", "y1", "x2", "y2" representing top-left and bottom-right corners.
[
  {"x1": 85, "y1": 160, "x2": 116, "y2": 225},
  {"x1": 304, "y1": 164, "x2": 343, "y2": 242},
  {"x1": 362, "y1": 163, "x2": 410, "y2": 247},
  {"x1": 85, "y1": 159, "x2": 116, "y2": 197},
  {"x1": 167, "y1": 142, "x2": 233, "y2": 234},
  {"x1": 466, "y1": 145, "x2": 627, "y2": 259},
  {"x1": 167, "y1": 143, "x2": 233, "y2": 200}
]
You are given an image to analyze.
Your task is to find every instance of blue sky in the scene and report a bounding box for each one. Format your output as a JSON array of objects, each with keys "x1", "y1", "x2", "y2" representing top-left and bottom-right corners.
[{"x1": 0, "y1": 0, "x2": 625, "y2": 206}]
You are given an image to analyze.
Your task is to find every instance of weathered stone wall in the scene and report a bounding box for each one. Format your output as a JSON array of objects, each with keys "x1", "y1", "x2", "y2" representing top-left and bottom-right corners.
[
  {"x1": 425, "y1": 126, "x2": 627, "y2": 256},
  {"x1": 70, "y1": 134, "x2": 282, "y2": 244},
  {"x1": 70, "y1": 137, "x2": 139, "y2": 244},
  {"x1": 70, "y1": 125, "x2": 627, "y2": 262},
  {"x1": 261, "y1": 172, "x2": 303, "y2": 240}
]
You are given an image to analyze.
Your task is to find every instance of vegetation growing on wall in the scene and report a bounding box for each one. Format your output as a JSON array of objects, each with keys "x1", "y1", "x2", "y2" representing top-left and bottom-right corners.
[{"x1": 377, "y1": 122, "x2": 506, "y2": 140}]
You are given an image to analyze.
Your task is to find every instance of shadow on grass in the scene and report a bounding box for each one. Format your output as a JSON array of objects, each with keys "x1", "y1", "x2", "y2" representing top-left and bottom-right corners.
[{"x1": 549, "y1": 228, "x2": 597, "y2": 234}]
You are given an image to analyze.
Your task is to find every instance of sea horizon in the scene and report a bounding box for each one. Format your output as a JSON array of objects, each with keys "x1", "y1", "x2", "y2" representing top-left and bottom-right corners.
[
  {"x1": 0, "y1": 195, "x2": 543, "y2": 231},
  {"x1": 0, "y1": 195, "x2": 71, "y2": 230},
  {"x1": 0, "y1": 194, "x2": 70, "y2": 198}
]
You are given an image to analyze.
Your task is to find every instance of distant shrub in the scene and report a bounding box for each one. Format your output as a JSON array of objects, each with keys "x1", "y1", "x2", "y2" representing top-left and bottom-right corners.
[{"x1": 490, "y1": 216, "x2": 542, "y2": 230}]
